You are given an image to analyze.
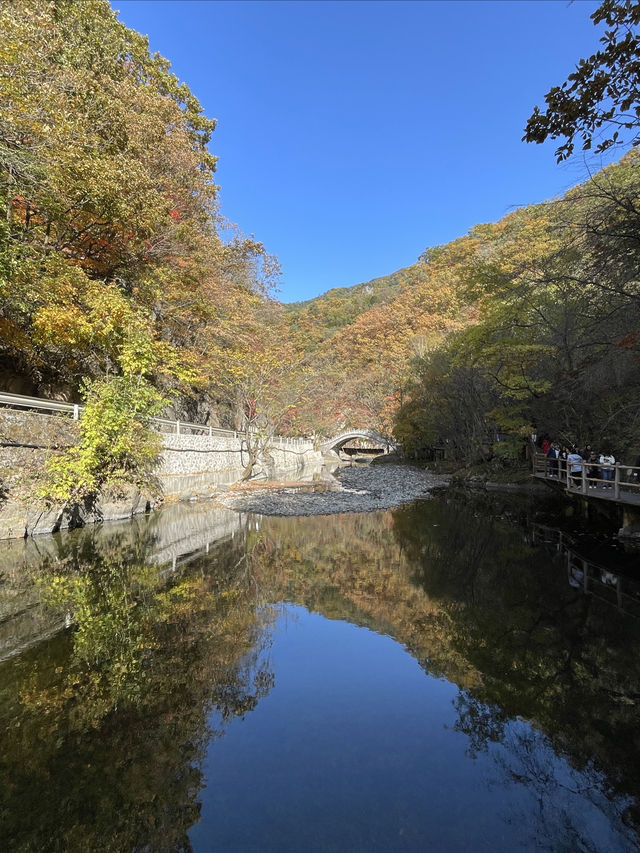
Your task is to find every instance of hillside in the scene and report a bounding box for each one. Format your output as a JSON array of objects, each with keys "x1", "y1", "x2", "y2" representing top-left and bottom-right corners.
[
  {"x1": 2, "y1": 1, "x2": 640, "y2": 499},
  {"x1": 285, "y1": 150, "x2": 640, "y2": 461},
  {"x1": 285, "y1": 268, "x2": 407, "y2": 348}
]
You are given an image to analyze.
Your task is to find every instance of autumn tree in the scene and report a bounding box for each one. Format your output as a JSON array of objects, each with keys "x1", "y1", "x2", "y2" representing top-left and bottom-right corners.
[
  {"x1": 395, "y1": 153, "x2": 640, "y2": 463},
  {"x1": 207, "y1": 300, "x2": 309, "y2": 479},
  {"x1": 0, "y1": 0, "x2": 287, "y2": 498},
  {"x1": 524, "y1": 0, "x2": 640, "y2": 160}
]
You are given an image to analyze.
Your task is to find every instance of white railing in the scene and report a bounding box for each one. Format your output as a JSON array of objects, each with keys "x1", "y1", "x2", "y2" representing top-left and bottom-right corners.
[
  {"x1": 0, "y1": 391, "x2": 310, "y2": 447},
  {"x1": 0, "y1": 391, "x2": 81, "y2": 419}
]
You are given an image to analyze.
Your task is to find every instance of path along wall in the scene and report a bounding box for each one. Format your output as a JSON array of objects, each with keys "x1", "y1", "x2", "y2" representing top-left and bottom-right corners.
[{"x1": 0, "y1": 409, "x2": 323, "y2": 539}]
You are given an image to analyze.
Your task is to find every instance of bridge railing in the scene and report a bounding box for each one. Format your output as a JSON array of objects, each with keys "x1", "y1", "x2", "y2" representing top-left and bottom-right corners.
[
  {"x1": 0, "y1": 391, "x2": 310, "y2": 446},
  {"x1": 529, "y1": 522, "x2": 640, "y2": 619},
  {"x1": 533, "y1": 451, "x2": 640, "y2": 500}
]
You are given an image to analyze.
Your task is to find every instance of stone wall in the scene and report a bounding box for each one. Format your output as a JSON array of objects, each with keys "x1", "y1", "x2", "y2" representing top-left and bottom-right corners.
[
  {"x1": 0, "y1": 409, "x2": 78, "y2": 484},
  {"x1": 0, "y1": 409, "x2": 323, "y2": 538},
  {"x1": 158, "y1": 433, "x2": 323, "y2": 498},
  {"x1": 0, "y1": 410, "x2": 83, "y2": 538}
]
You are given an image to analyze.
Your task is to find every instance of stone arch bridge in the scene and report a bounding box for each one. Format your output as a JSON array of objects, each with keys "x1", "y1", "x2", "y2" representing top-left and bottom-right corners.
[{"x1": 320, "y1": 429, "x2": 398, "y2": 456}]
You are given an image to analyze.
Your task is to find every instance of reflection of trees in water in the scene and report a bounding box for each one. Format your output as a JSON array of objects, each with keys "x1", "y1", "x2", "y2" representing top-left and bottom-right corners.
[
  {"x1": 251, "y1": 495, "x2": 640, "y2": 835},
  {"x1": 455, "y1": 692, "x2": 636, "y2": 853},
  {"x1": 3, "y1": 490, "x2": 640, "y2": 849},
  {"x1": 396, "y1": 493, "x2": 640, "y2": 832},
  {"x1": 0, "y1": 531, "x2": 276, "y2": 853},
  {"x1": 248, "y1": 510, "x2": 480, "y2": 686}
]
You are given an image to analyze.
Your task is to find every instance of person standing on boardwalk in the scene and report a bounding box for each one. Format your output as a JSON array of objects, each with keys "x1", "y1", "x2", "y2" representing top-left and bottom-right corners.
[
  {"x1": 546, "y1": 442, "x2": 559, "y2": 477},
  {"x1": 567, "y1": 447, "x2": 583, "y2": 487},
  {"x1": 587, "y1": 451, "x2": 600, "y2": 488},
  {"x1": 559, "y1": 445, "x2": 569, "y2": 480},
  {"x1": 599, "y1": 451, "x2": 615, "y2": 487}
]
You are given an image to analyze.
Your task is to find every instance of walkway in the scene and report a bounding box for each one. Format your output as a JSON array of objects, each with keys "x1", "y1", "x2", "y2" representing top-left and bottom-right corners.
[{"x1": 533, "y1": 452, "x2": 640, "y2": 508}]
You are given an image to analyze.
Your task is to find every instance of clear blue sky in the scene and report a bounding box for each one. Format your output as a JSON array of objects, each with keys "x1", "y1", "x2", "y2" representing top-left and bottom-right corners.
[{"x1": 114, "y1": 0, "x2": 614, "y2": 302}]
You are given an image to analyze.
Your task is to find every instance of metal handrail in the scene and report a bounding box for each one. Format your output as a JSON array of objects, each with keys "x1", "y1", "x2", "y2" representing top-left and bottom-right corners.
[
  {"x1": 0, "y1": 390, "x2": 311, "y2": 445},
  {"x1": 0, "y1": 391, "x2": 78, "y2": 416}
]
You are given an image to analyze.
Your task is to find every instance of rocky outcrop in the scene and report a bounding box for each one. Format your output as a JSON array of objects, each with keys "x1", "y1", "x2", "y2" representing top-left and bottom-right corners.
[{"x1": 0, "y1": 486, "x2": 158, "y2": 540}]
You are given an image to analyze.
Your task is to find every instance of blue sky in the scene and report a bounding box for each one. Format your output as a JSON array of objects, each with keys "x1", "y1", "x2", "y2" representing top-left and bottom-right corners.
[{"x1": 114, "y1": 0, "x2": 614, "y2": 302}]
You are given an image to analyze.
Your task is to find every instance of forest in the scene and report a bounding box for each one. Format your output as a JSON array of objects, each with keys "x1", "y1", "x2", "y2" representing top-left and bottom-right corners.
[{"x1": 1, "y1": 0, "x2": 640, "y2": 500}]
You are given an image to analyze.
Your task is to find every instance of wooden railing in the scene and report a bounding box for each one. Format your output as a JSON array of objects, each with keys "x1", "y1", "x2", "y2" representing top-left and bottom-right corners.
[
  {"x1": 533, "y1": 451, "x2": 640, "y2": 502},
  {"x1": 529, "y1": 523, "x2": 640, "y2": 618},
  {"x1": 0, "y1": 391, "x2": 310, "y2": 447}
]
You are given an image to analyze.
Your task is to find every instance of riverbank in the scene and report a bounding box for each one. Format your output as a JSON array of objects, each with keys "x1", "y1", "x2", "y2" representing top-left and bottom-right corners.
[
  {"x1": 217, "y1": 464, "x2": 450, "y2": 516},
  {"x1": 0, "y1": 407, "x2": 324, "y2": 539}
]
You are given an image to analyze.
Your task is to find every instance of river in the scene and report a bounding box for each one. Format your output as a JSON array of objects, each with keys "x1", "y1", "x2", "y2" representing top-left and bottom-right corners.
[{"x1": 1, "y1": 479, "x2": 639, "y2": 851}]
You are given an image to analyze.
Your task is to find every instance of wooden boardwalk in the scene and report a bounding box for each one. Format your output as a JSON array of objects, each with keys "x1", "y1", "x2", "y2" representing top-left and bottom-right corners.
[
  {"x1": 529, "y1": 523, "x2": 640, "y2": 618},
  {"x1": 533, "y1": 452, "x2": 640, "y2": 508}
]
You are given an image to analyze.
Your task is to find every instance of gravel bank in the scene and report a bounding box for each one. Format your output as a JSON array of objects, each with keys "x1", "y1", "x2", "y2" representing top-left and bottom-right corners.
[{"x1": 218, "y1": 464, "x2": 449, "y2": 517}]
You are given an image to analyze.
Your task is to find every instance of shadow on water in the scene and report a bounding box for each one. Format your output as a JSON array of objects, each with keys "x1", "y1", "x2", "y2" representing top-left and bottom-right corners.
[{"x1": 0, "y1": 486, "x2": 639, "y2": 850}]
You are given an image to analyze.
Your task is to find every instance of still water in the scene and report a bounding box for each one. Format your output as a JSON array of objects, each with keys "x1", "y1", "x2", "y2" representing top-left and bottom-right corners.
[{"x1": 1, "y1": 487, "x2": 640, "y2": 851}]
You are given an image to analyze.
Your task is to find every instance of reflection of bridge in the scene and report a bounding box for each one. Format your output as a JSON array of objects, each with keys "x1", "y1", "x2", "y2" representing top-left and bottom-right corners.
[
  {"x1": 529, "y1": 523, "x2": 640, "y2": 619},
  {"x1": 320, "y1": 429, "x2": 398, "y2": 456}
]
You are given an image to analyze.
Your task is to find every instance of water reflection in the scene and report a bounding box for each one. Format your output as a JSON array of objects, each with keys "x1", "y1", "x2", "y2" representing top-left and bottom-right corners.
[
  {"x1": 530, "y1": 522, "x2": 640, "y2": 619},
  {"x1": 0, "y1": 521, "x2": 275, "y2": 852},
  {"x1": 0, "y1": 489, "x2": 639, "y2": 850}
]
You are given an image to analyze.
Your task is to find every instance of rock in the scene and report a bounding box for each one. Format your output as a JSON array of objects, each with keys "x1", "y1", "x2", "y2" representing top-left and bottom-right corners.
[
  {"x1": 0, "y1": 500, "x2": 28, "y2": 540},
  {"x1": 218, "y1": 464, "x2": 450, "y2": 517},
  {"x1": 0, "y1": 485, "x2": 157, "y2": 540}
]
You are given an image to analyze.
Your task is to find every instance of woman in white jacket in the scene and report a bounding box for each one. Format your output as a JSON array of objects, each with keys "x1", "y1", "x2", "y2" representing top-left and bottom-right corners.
[{"x1": 599, "y1": 451, "x2": 615, "y2": 487}]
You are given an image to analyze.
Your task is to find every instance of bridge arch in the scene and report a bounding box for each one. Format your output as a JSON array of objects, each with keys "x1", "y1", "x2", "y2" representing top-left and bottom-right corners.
[{"x1": 320, "y1": 429, "x2": 398, "y2": 455}]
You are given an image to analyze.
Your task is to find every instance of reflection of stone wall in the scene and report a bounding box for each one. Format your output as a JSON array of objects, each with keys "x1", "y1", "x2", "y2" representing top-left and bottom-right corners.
[
  {"x1": 0, "y1": 534, "x2": 67, "y2": 661},
  {"x1": 142, "y1": 501, "x2": 247, "y2": 566},
  {"x1": 0, "y1": 499, "x2": 253, "y2": 661}
]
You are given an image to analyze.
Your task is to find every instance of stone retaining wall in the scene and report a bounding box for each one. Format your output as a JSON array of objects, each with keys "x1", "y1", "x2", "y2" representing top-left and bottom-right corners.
[
  {"x1": 0, "y1": 409, "x2": 323, "y2": 538},
  {"x1": 158, "y1": 433, "x2": 323, "y2": 498},
  {"x1": 0, "y1": 409, "x2": 78, "y2": 490}
]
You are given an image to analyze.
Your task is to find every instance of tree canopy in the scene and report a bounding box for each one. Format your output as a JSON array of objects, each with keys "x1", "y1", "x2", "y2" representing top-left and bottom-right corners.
[
  {"x1": 0, "y1": 0, "x2": 290, "y2": 497},
  {"x1": 523, "y1": 0, "x2": 640, "y2": 160}
]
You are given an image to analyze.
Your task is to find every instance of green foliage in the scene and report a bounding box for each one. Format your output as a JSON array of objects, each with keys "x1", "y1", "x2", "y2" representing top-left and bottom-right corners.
[
  {"x1": 396, "y1": 153, "x2": 640, "y2": 463},
  {"x1": 40, "y1": 375, "x2": 164, "y2": 503},
  {"x1": 0, "y1": 0, "x2": 295, "y2": 500},
  {"x1": 41, "y1": 562, "x2": 148, "y2": 706},
  {"x1": 0, "y1": 0, "x2": 278, "y2": 419}
]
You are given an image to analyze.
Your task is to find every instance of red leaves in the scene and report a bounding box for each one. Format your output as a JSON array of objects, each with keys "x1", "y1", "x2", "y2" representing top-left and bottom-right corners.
[{"x1": 616, "y1": 331, "x2": 639, "y2": 350}]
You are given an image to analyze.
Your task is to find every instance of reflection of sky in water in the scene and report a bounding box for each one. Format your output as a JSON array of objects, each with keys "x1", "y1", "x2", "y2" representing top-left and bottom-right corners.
[
  {"x1": 192, "y1": 605, "x2": 636, "y2": 853},
  {"x1": 2, "y1": 490, "x2": 639, "y2": 851}
]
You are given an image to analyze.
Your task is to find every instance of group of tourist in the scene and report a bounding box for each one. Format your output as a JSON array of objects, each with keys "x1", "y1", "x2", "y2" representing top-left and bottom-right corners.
[{"x1": 541, "y1": 438, "x2": 618, "y2": 488}]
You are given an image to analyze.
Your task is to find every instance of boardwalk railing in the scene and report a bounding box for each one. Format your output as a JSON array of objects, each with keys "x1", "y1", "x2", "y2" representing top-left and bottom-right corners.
[
  {"x1": 533, "y1": 450, "x2": 640, "y2": 506},
  {"x1": 0, "y1": 391, "x2": 309, "y2": 447},
  {"x1": 529, "y1": 523, "x2": 640, "y2": 619}
]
